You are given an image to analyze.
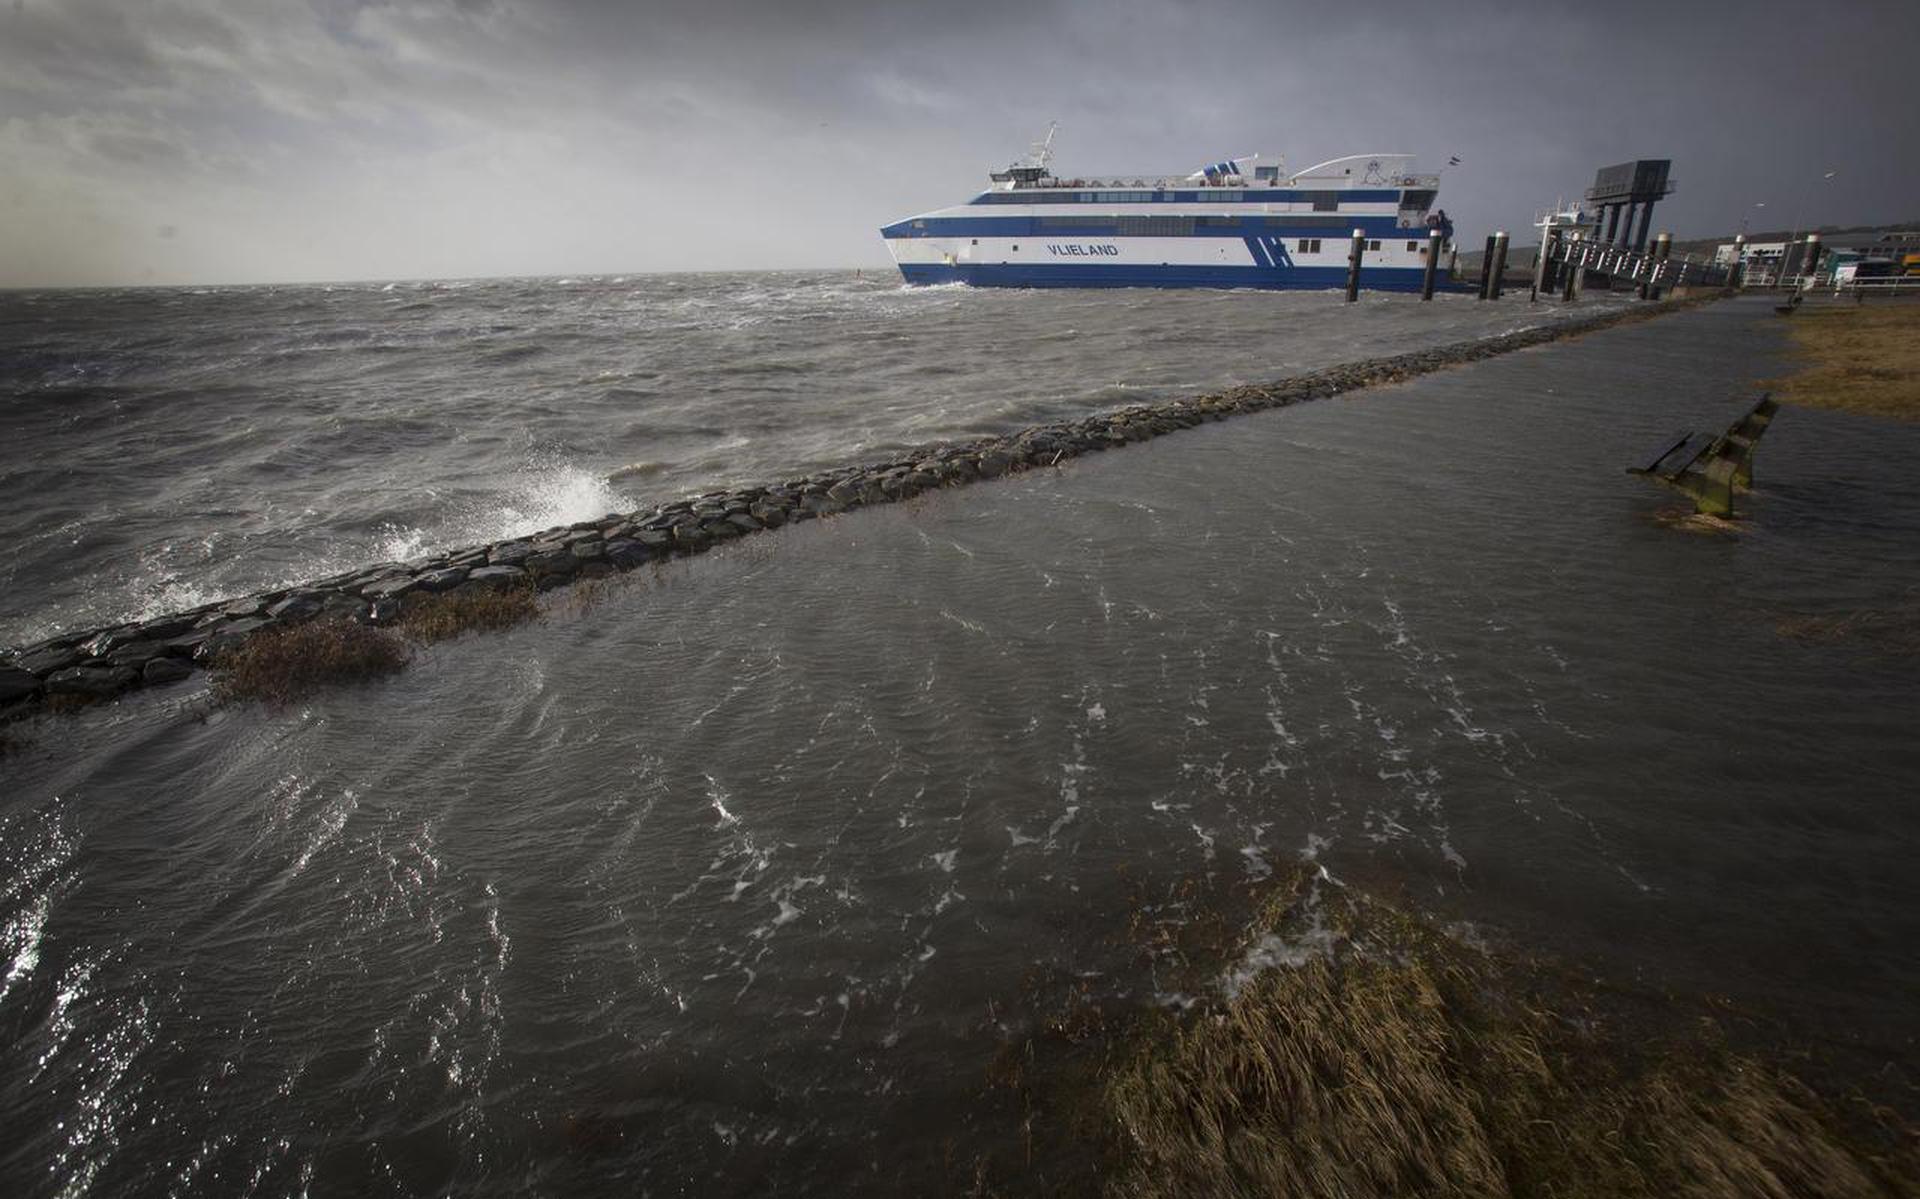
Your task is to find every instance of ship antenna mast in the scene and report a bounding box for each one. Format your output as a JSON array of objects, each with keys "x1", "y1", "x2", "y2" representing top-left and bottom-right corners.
[{"x1": 1027, "y1": 121, "x2": 1059, "y2": 170}]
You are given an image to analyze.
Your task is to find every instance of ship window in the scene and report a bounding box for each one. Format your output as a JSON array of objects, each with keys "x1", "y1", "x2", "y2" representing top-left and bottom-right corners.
[
  {"x1": 913, "y1": 220, "x2": 926, "y2": 229},
  {"x1": 1304, "y1": 191, "x2": 1339, "y2": 212},
  {"x1": 971, "y1": 239, "x2": 978, "y2": 245},
  {"x1": 1197, "y1": 216, "x2": 1241, "y2": 227},
  {"x1": 1297, "y1": 238, "x2": 1322, "y2": 253},
  {"x1": 1367, "y1": 239, "x2": 1382, "y2": 251},
  {"x1": 1114, "y1": 215, "x2": 1194, "y2": 236},
  {"x1": 1406, "y1": 240, "x2": 1419, "y2": 251}
]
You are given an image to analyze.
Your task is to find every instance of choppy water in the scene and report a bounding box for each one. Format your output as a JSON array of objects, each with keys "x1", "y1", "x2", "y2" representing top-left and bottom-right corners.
[
  {"x1": 3, "y1": 284, "x2": 1919, "y2": 1196},
  {"x1": 1, "y1": 273, "x2": 1625, "y2": 646}
]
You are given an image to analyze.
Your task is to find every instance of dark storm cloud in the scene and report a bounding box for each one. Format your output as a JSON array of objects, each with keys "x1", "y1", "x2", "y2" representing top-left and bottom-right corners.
[{"x1": 2, "y1": 0, "x2": 1916, "y2": 285}]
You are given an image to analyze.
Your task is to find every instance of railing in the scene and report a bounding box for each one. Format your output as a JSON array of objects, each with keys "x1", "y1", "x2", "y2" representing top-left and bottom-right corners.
[
  {"x1": 1543, "y1": 235, "x2": 1731, "y2": 289},
  {"x1": 1832, "y1": 275, "x2": 1920, "y2": 296}
]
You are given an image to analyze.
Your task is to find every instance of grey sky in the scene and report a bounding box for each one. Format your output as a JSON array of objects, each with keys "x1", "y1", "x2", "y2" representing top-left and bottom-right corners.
[{"x1": 3, "y1": 0, "x2": 1915, "y2": 286}]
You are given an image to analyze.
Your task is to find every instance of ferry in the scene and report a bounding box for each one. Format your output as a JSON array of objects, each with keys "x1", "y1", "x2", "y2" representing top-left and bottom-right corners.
[{"x1": 880, "y1": 127, "x2": 1456, "y2": 290}]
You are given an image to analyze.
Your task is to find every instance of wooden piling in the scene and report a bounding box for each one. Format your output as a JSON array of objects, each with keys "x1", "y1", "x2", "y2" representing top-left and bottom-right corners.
[
  {"x1": 1421, "y1": 229, "x2": 1441, "y2": 301},
  {"x1": 1488, "y1": 231, "x2": 1509, "y2": 300},
  {"x1": 1345, "y1": 228, "x2": 1365, "y2": 302},
  {"x1": 1477, "y1": 234, "x2": 1496, "y2": 300}
]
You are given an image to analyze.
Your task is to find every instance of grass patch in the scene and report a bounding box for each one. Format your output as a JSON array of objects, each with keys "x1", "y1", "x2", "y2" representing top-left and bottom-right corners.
[
  {"x1": 1776, "y1": 601, "x2": 1920, "y2": 654},
  {"x1": 981, "y1": 869, "x2": 1919, "y2": 1197},
  {"x1": 1762, "y1": 303, "x2": 1920, "y2": 421},
  {"x1": 396, "y1": 583, "x2": 540, "y2": 643},
  {"x1": 211, "y1": 618, "x2": 410, "y2": 706}
]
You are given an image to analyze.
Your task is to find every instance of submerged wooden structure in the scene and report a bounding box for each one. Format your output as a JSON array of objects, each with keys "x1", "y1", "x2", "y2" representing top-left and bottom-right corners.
[{"x1": 1629, "y1": 395, "x2": 1779, "y2": 517}]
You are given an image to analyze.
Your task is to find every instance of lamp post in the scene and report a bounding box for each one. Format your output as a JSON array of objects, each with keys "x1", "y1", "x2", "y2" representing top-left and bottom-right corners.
[{"x1": 1785, "y1": 170, "x2": 1837, "y2": 282}]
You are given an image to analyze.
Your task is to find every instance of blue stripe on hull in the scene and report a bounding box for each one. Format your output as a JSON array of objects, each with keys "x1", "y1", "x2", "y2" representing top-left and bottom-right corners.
[{"x1": 896, "y1": 262, "x2": 1456, "y2": 292}]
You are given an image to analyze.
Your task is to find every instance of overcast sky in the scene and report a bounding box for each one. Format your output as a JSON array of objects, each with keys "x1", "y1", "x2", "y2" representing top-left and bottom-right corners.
[{"x1": 3, "y1": 0, "x2": 1916, "y2": 286}]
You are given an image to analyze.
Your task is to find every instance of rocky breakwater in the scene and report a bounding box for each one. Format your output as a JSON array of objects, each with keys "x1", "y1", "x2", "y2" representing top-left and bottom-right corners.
[{"x1": 0, "y1": 294, "x2": 1720, "y2": 724}]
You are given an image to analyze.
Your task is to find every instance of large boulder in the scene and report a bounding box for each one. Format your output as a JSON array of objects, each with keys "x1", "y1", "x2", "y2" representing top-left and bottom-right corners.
[
  {"x1": 142, "y1": 658, "x2": 194, "y2": 686},
  {"x1": 467, "y1": 565, "x2": 529, "y2": 589},
  {"x1": 17, "y1": 645, "x2": 82, "y2": 676},
  {"x1": 0, "y1": 666, "x2": 40, "y2": 704},
  {"x1": 45, "y1": 665, "x2": 137, "y2": 699},
  {"x1": 414, "y1": 567, "x2": 469, "y2": 593},
  {"x1": 525, "y1": 549, "x2": 580, "y2": 579}
]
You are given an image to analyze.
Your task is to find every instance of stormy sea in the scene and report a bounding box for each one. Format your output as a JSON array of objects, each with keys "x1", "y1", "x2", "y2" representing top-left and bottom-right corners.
[{"x1": 2, "y1": 274, "x2": 1917, "y2": 1195}]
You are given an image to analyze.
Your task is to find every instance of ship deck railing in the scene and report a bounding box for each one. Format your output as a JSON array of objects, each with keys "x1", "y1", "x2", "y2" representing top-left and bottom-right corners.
[{"x1": 999, "y1": 172, "x2": 1441, "y2": 192}]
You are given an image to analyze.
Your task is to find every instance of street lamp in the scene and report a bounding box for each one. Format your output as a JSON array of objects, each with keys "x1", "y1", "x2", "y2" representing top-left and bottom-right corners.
[{"x1": 1786, "y1": 170, "x2": 1837, "y2": 278}]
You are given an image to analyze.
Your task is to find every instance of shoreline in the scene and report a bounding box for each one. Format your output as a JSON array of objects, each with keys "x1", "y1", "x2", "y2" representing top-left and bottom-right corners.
[{"x1": 0, "y1": 291, "x2": 1726, "y2": 724}]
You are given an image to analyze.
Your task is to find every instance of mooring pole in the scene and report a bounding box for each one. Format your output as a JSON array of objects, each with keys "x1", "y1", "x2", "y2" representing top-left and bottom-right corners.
[
  {"x1": 1421, "y1": 229, "x2": 1441, "y2": 300},
  {"x1": 1730, "y1": 233, "x2": 1747, "y2": 290},
  {"x1": 1488, "y1": 231, "x2": 1510, "y2": 300},
  {"x1": 1562, "y1": 233, "x2": 1581, "y2": 301},
  {"x1": 1345, "y1": 228, "x2": 1365, "y2": 302},
  {"x1": 1533, "y1": 228, "x2": 1556, "y2": 300},
  {"x1": 1641, "y1": 231, "x2": 1672, "y2": 300},
  {"x1": 1476, "y1": 234, "x2": 1496, "y2": 299}
]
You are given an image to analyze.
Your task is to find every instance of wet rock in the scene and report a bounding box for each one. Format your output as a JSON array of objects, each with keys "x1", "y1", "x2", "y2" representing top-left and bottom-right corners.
[
  {"x1": 18, "y1": 645, "x2": 83, "y2": 676},
  {"x1": 726, "y1": 512, "x2": 762, "y2": 534},
  {"x1": 603, "y1": 540, "x2": 651, "y2": 570},
  {"x1": 267, "y1": 593, "x2": 324, "y2": 621},
  {"x1": 192, "y1": 618, "x2": 269, "y2": 665},
  {"x1": 569, "y1": 539, "x2": 606, "y2": 562},
  {"x1": 526, "y1": 549, "x2": 580, "y2": 578},
  {"x1": 46, "y1": 665, "x2": 137, "y2": 699},
  {"x1": 702, "y1": 519, "x2": 742, "y2": 540},
  {"x1": 367, "y1": 598, "x2": 402, "y2": 626},
  {"x1": 82, "y1": 627, "x2": 143, "y2": 657},
  {"x1": 362, "y1": 575, "x2": 420, "y2": 601},
  {"x1": 468, "y1": 565, "x2": 529, "y2": 589},
  {"x1": 135, "y1": 614, "x2": 199, "y2": 641},
  {"x1": 749, "y1": 503, "x2": 788, "y2": 528},
  {"x1": 672, "y1": 524, "x2": 711, "y2": 551},
  {"x1": 165, "y1": 628, "x2": 215, "y2": 656},
  {"x1": 578, "y1": 561, "x2": 616, "y2": 580},
  {"x1": 142, "y1": 658, "x2": 194, "y2": 686},
  {"x1": 415, "y1": 567, "x2": 469, "y2": 593},
  {"x1": 635, "y1": 529, "x2": 673, "y2": 553},
  {"x1": 489, "y1": 541, "x2": 536, "y2": 567},
  {"x1": 223, "y1": 598, "x2": 266, "y2": 618},
  {"x1": 0, "y1": 667, "x2": 39, "y2": 704},
  {"x1": 107, "y1": 641, "x2": 168, "y2": 667}
]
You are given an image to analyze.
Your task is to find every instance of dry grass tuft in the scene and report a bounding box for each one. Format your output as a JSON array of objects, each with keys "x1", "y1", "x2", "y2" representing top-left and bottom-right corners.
[
  {"x1": 983, "y1": 869, "x2": 1919, "y2": 1198},
  {"x1": 211, "y1": 618, "x2": 410, "y2": 706},
  {"x1": 397, "y1": 583, "x2": 540, "y2": 643},
  {"x1": 1775, "y1": 602, "x2": 1920, "y2": 654},
  {"x1": 1762, "y1": 304, "x2": 1920, "y2": 421}
]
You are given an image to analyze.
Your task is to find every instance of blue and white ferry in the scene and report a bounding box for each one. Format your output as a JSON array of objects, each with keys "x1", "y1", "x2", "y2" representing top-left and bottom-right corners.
[{"x1": 881, "y1": 128, "x2": 1454, "y2": 290}]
